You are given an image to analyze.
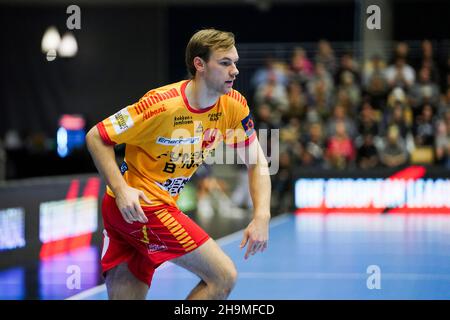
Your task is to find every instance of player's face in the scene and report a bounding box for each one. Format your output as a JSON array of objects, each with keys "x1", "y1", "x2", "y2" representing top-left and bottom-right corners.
[{"x1": 204, "y1": 46, "x2": 239, "y2": 94}]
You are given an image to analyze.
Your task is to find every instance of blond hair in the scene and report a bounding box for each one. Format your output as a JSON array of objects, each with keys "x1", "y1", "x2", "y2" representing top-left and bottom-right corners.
[{"x1": 185, "y1": 28, "x2": 235, "y2": 77}]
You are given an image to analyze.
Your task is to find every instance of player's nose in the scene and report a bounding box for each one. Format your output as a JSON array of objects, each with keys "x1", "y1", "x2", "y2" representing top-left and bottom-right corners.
[{"x1": 230, "y1": 64, "x2": 239, "y2": 77}]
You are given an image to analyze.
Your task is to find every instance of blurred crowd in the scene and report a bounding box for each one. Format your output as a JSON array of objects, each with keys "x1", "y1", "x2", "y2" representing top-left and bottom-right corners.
[{"x1": 249, "y1": 40, "x2": 450, "y2": 210}]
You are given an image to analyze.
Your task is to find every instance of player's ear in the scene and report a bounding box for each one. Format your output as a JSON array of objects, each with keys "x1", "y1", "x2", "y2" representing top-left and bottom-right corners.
[{"x1": 193, "y1": 56, "x2": 205, "y2": 73}]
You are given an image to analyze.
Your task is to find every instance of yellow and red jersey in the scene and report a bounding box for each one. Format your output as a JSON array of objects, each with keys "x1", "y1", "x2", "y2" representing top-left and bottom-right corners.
[{"x1": 96, "y1": 80, "x2": 256, "y2": 207}]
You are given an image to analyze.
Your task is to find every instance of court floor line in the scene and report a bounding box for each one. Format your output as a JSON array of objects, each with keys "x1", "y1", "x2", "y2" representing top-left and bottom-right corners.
[
  {"x1": 66, "y1": 284, "x2": 106, "y2": 300},
  {"x1": 67, "y1": 213, "x2": 291, "y2": 300},
  {"x1": 233, "y1": 272, "x2": 450, "y2": 281},
  {"x1": 145, "y1": 271, "x2": 450, "y2": 281}
]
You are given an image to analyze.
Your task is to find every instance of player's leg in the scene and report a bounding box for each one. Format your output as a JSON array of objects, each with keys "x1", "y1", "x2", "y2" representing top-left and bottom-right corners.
[
  {"x1": 101, "y1": 194, "x2": 155, "y2": 300},
  {"x1": 171, "y1": 238, "x2": 237, "y2": 299},
  {"x1": 105, "y1": 262, "x2": 149, "y2": 300}
]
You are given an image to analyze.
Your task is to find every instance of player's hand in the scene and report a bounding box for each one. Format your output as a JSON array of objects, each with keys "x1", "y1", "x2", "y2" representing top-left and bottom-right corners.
[
  {"x1": 115, "y1": 186, "x2": 151, "y2": 224},
  {"x1": 240, "y1": 214, "x2": 270, "y2": 260}
]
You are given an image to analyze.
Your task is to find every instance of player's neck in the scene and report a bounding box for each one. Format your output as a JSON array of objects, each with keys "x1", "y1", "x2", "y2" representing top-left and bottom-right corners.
[{"x1": 185, "y1": 79, "x2": 219, "y2": 110}]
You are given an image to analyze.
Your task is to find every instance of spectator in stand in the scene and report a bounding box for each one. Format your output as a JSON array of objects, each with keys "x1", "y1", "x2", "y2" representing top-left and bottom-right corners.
[
  {"x1": 414, "y1": 40, "x2": 440, "y2": 84},
  {"x1": 325, "y1": 120, "x2": 355, "y2": 169},
  {"x1": 409, "y1": 67, "x2": 440, "y2": 115},
  {"x1": 336, "y1": 70, "x2": 361, "y2": 114},
  {"x1": 435, "y1": 120, "x2": 450, "y2": 168},
  {"x1": 362, "y1": 54, "x2": 388, "y2": 112},
  {"x1": 364, "y1": 75, "x2": 389, "y2": 112},
  {"x1": 335, "y1": 52, "x2": 360, "y2": 86},
  {"x1": 302, "y1": 122, "x2": 326, "y2": 167},
  {"x1": 280, "y1": 117, "x2": 303, "y2": 146},
  {"x1": 356, "y1": 133, "x2": 380, "y2": 169},
  {"x1": 254, "y1": 70, "x2": 289, "y2": 124},
  {"x1": 438, "y1": 86, "x2": 450, "y2": 118},
  {"x1": 385, "y1": 57, "x2": 416, "y2": 90},
  {"x1": 445, "y1": 110, "x2": 450, "y2": 133},
  {"x1": 357, "y1": 101, "x2": 381, "y2": 138},
  {"x1": 251, "y1": 55, "x2": 289, "y2": 89},
  {"x1": 271, "y1": 149, "x2": 294, "y2": 212},
  {"x1": 307, "y1": 79, "x2": 333, "y2": 122},
  {"x1": 379, "y1": 125, "x2": 409, "y2": 168},
  {"x1": 363, "y1": 54, "x2": 387, "y2": 87},
  {"x1": 315, "y1": 40, "x2": 337, "y2": 76},
  {"x1": 289, "y1": 47, "x2": 314, "y2": 86},
  {"x1": 326, "y1": 104, "x2": 357, "y2": 139},
  {"x1": 278, "y1": 118, "x2": 304, "y2": 177},
  {"x1": 413, "y1": 103, "x2": 436, "y2": 147},
  {"x1": 307, "y1": 63, "x2": 334, "y2": 101},
  {"x1": 255, "y1": 103, "x2": 277, "y2": 138},
  {"x1": 392, "y1": 42, "x2": 410, "y2": 61},
  {"x1": 384, "y1": 102, "x2": 411, "y2": 140},
  {"x1": 335, "y1": 88, "x2": 353, "y2": 115},
  {"x1": 282, "y1": 81, "x2": 308, "y2": 123},
  {"x1": 386, "y1": 87, "x2": 413, "y2": 131}
]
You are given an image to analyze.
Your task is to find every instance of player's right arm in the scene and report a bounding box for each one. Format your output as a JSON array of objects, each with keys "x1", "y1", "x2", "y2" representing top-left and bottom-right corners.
[{"x1": 85, "y1": 126, "x2": 150, "y2": 224}]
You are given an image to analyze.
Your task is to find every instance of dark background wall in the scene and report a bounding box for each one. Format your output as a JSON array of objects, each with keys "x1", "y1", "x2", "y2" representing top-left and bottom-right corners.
[
  {"x1": 0, "y1": 5, "x2": 168, "y2": 137},
  {"x1": 1, "y1": 1, "x2": 449, "y2": 137},
  {"x1": 0, "y1": 1, "x2": 449, "y2": 180},
  {"x1": 392, "y1": 0, "x2": 450, "y2": 40},
  {"x1": 167, "y1": 3, "x2": 356, "y2": 80},
  {"x1": 0, "y1": 2, "x2": 357, "y2": 138}
]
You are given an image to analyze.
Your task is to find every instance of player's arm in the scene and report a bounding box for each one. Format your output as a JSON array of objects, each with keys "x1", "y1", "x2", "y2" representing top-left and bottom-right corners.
[
  {"x1": 85, "y1": 126, "x2": 149, "y2": 224},
  {"x1": 237, "y1": 138, "x2": 271, "y2": 259}
]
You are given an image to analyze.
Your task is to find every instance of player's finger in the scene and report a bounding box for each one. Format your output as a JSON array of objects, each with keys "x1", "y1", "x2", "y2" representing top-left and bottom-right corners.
[
  {"x1": 261, "y1": 241, "x2": 268, "y2": 252},
  {"x1": 125, "y1": 205, "x2": 136, "y2": 221},
  {"x1": 131, "y1": 203, "x2": 144, "y2": 223},
  {"x1": 245, "y1": 239, "x2": 255, "y2": 259},
  {"x1": 139, "y1": 192, "x2": 152, "y2": 205},
  {"x1": 251, "y1": 242, "x2": 262, "y2": 255},
  {"x1": 240, "y1": 232, "x2": 249, "y2": 249},
  {"x1": 120, "y1": 208, "x2": 133, "y2": 224},
  {"x1": 134, "y1": 202, "x2": 148, "y2": 223},
  {"x1": 128, "y1": 205, "x2": 141, "y2": 223}
]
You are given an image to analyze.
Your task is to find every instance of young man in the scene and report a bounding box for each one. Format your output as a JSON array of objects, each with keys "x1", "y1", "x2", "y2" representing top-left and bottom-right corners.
[{"x1": 86, "y1": 29, "x2": 271, "y2": 300}]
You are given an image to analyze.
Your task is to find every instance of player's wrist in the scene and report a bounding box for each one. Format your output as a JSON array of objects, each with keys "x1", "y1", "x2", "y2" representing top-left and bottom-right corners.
[
  {"x1": 111, "y1": 182, "x2": 129, "y2": 197},
  {"x1": 253, "y1": 209, "x2": 270, "y2": 223}
]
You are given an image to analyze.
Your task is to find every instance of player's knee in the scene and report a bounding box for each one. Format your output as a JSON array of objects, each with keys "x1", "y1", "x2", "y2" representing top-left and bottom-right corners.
[{"x1": 217, "y1": 260, "x2": 238, "y2": 293}]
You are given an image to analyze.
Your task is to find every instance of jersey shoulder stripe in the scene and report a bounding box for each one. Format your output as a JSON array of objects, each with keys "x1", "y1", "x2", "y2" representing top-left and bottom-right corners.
[
  {"x1": 225, "y1": 89, "x2": 247, "y2": 107},
  {"x1": 134, "y1": 87, "x2": 180, "y2": 115}
]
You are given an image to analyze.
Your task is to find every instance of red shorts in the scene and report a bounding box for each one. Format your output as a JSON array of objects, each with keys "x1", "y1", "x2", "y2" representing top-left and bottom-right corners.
[{"x1": 100, "y1": 194, "x2": 210, "y2": 286}]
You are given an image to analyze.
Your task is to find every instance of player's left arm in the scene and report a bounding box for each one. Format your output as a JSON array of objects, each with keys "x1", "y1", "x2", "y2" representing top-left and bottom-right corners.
[{"x1": 237, "y1": 137, "x2": 271, "y2": 260}]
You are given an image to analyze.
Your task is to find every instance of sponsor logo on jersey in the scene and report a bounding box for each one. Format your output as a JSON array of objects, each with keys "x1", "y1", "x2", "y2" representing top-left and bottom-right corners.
[
  {"x1": 156, "y1": 136, "x2": 200, "y2": 146},
  {"x1": 157, "y1": 150, "x2": 212, "y2": 165},
  {"x1": 147, "y1": 243, "x2": 168, "y2": 253},
  {"x1": 174, "y1": 115, "x2": 193, "y2": 126},
  {"x1": 241, "y1": 114, "x2": 255, "y2": 138},
  {"x1": 131, "y1": 225, "x2": 168, "y2": 254},
  {"x1": 156, "y1": 177, "x2": 190, "y2": 196},
  {"x1": 202, "y1": 128, "x2": 220, "y2": 149},
  {"x1": 134, "y1": 88, "x2": 179, "y2": 115},
  {"x1": 110, "y1": 108, "x2": 134, "y2": 134},
  {"x1": 143, "y1": 106, "x2": 167, "y2": 121},
  {"x1": 120, "y1": 161, "x2": 128, "y2": 175},
  {"x1": 195, "y1": 122, "x2": 204, "y2": 133},
  {"x1": 208, "y1": 112, "x2": 222, "y2": 122}
]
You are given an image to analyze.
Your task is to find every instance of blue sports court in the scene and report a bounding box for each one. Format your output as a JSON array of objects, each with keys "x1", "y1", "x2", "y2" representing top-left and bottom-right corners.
[{"x1": 63, "y1": 212, "x2": 450, "y2": 300}]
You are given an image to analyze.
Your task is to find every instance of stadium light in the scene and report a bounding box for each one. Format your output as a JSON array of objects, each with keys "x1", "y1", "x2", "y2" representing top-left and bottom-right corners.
[
  {"x1": 58, "y1": 32, "x2": 78, "y2": 57},
  {"x1": 41, "y1": 26, "x2": 61, "y2": 54}
]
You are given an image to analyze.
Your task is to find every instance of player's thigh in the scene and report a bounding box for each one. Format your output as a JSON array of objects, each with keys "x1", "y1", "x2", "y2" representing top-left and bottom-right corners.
[
  {"x1": 105, "y1": 263, "x2": 149, "y2": 299},
  {"x1": 171, "y1": 238, "x2": 237, "y2": 284}
]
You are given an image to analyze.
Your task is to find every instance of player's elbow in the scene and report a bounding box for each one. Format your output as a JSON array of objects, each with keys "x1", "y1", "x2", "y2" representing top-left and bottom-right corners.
[{"x1": 85, "y1": 126, "x2": 100, "y2": 150}]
